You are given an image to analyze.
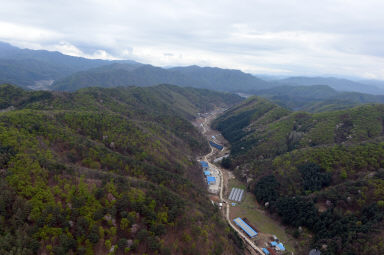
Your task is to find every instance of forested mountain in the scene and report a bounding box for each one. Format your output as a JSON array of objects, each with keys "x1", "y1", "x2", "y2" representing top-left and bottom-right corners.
[
  {"x1": 0, "y1": 42, "x2": 140, "y2": 89},
  {"x1": 213, "y1": 97, "x2": 384, "y2": 254},
  {"x1": 0, "y1": 84, "x2": 243, "y2": 255},
  {"x1": 0, "y1": 42, "x2": 269, "y2": 92},
  {"x1": 3, "y1": 41, "x2": 384, "y2": 101},
  {"x1": 168, "y1": 65, "x2": 270, "y2": 92},
  {"x1": 359, "y1": 79, "x2": 384, "y2": 89},
  {"x1": 254, "y1": 85, "x2": 384, "y2": 112},
  {"x1": 276, "y1": 76, "x2": 384, "y2": 95},
  {"x1": 52, "y1": 64, "x2": 270, "y2": 92}
]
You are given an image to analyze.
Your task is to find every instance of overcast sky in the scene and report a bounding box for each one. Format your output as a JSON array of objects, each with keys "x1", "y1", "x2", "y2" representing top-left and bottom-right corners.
[{"x1": 1, "y1": 0, "x2": 384, "y2": 79}]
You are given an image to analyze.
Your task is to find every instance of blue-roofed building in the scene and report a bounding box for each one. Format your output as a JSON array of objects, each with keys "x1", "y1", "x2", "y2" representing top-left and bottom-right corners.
[
  {"x1": 207, "y1": 176, "x2": 216, "y2": 185},
  {"x1": 204, "y1": 171, "x2": 211, "y2": 176},
  {"x1": 200, "y1": 161, "x2": 209, "y2": 170},
  {"x1": 276, "y1": 243, "x2": 285, "y2": 251},
  {"x1": 270, "y1": 241, "x2": 278, "y2": 247},
  {"x1": 209, "y1": 141, "x2": 224, "y2": 150},
  {"x1": 262, "y1": 248, "x2": 270, "y2": 255},
  {"x1": 233, "y1": 218, "x2": 258, "y2": 238}
]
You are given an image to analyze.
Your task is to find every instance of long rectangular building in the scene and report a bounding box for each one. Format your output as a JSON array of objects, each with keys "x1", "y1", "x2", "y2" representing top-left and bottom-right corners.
[
  {"x1": 209, "y1": 141, "x2": 223, "y2": 150},
  {"x1": 233, "y1": 217, "x2": 258, "y2": 238}
]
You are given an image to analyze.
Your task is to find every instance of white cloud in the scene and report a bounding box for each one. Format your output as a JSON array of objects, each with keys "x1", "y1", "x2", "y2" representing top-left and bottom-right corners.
[
  {"x1": 51, "y1": 42, "x2": 84, "y2": 56},
  {"x1": 52, "y1": 42, "x2": 118, "y2": 60},
  {"x1": 0, "y1": 0, "x2": 384, "y2": 79},
  {"x1": 0, "y1": 21, "x2": 62, "y2": 43}
]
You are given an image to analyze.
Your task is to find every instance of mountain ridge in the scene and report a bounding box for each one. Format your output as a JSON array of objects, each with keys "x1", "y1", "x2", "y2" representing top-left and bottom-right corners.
[
  {"x1": 276, "y1": 76, "x2": 384, "y2": 95},
  {"x1": 52, "y1": 63, "x2": 271, "y2": 92}
]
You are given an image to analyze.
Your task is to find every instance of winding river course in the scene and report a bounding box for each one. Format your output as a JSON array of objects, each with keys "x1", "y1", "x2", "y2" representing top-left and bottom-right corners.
[{"x1": 196, "y1": 109, "x2": 264, "y2": 255}]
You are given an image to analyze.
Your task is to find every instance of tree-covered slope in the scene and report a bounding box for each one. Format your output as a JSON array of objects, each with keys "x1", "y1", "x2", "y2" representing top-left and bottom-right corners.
[
  {"x1": 0, "y1": 84, "x2": 243, "y2": 255},
  {"x1": 52, "y1": 64, "x2": 271, "y2": 92},
  {"x1": 254, "y1": 85, "x2": 384, "y2": 112},
  {"x1": 213, "y1": 97, "x2": 384, "y2": 255}
]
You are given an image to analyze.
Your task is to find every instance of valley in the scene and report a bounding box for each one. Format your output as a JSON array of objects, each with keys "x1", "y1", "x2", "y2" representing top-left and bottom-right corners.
[
  {"x1": 1, "y1": 1, "x2": 384, "y2": 254},
  {"x1": 195, "y1": 109, "x2": 295, "y2": 255},
  {"x1": 2, "y1": 81, "x2": 384, "y2": 254}
]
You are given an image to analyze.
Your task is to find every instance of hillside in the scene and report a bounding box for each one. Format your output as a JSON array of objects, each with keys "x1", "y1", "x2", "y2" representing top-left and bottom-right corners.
[
  {"x1": 254, "y1": 85, "x2": 384, "y2": 112},
  {"x1": 0, "y1": 84, "x2": 243, "y2": 255},
  {"x1": 213, "y1": 97, "x2": 384, "y2": 254}
]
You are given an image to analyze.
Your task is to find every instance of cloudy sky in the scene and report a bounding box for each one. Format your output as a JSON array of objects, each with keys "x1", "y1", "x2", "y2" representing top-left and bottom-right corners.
[{"x1": 1, "y1": 0, "x2": 384, "y2": 79}]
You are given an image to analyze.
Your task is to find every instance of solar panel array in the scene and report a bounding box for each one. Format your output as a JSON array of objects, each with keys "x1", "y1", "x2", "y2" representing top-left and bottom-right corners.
[
  {"x1": 233, "y1": 217, "x2": 257, "y2": 238},
  {"x1": 228, "y1": 187, "x2": 244, "y2": 202}
]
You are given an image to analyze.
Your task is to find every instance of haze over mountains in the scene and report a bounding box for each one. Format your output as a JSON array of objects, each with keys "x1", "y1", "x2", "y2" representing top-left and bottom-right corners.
[
  {"x1": 1, "y1": 41, "x2": 384, "y2": 97},
  {"x1": 274, "y1": 76, "x2": 384, "y2": 95}
]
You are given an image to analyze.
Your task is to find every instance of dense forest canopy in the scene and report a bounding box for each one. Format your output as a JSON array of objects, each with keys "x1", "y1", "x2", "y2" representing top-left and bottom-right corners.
[
  {"x1": 213, "y1": 96, "x2": 384, "y2": 255},
  {"x1": 0, "y1": 84, "x2": 243, "y2": 255}
]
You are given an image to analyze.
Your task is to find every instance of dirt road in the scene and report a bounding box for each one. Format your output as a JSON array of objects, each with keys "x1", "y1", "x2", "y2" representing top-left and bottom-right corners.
[{"x1": 199, "y1": 110, "x2": 264, "y2": 255}]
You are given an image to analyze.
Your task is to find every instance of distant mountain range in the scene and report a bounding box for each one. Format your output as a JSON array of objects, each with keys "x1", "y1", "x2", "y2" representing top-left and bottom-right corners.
[
  {"x1": 52, "y1": 63, "x2": 270, "y2": 92},
  {"x1": 0, "y1": 41, "x2": 138, "y2": 89},
  {"x1": 1, "y1": 41, "x2": 384, "y2": 97},
  {"x1": 274, "y1": 76, "x2": 384, "y2": 95},
  {"x1": 254, "y1": 85, "x2": 384, "y2": 112}
]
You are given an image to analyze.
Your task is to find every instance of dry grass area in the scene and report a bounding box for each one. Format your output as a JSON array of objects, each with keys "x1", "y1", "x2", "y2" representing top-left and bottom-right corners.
[{"x1": 228, "y1": 178, "x2": 296, "y2": 253}]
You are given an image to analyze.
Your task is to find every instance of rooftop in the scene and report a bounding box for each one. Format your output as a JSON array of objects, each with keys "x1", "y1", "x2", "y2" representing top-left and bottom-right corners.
[
  {"x1": 233, "y1": 217, "x2": 258, "y2": 238},
  {"x1": 207, "y1": 176, "x2": 216, "y2": 184},
  {"x1": 277, "y1": 243, "x2": 285, "y2": 251}
]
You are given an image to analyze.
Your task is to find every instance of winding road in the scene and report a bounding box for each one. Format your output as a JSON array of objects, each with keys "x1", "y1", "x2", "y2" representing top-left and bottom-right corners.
[{"x1": 200, "y1": 112, "x2": 264, "y2": 255}]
